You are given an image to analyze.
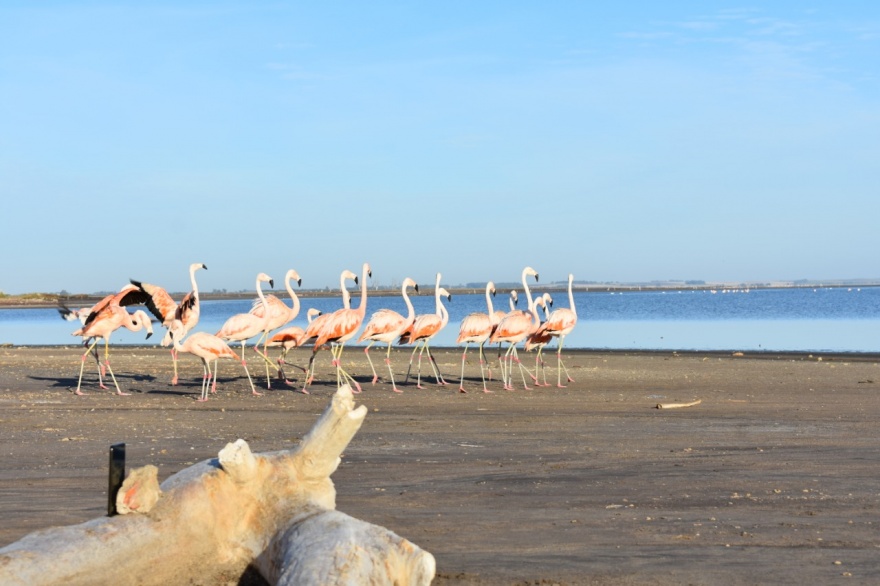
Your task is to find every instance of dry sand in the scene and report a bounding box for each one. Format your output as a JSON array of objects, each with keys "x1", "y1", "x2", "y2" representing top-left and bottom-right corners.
[{"x1": 1, "y1": 345, "x2": 879, "y2": 585}]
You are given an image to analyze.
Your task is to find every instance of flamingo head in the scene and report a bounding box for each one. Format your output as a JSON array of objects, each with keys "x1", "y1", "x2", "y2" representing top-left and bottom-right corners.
[
  {"x1": 257, "y1": 272, "x2": 274, "y2": 289},
  {"x1": 286, "y1": 269, "x2": 302, "y2": 287}
]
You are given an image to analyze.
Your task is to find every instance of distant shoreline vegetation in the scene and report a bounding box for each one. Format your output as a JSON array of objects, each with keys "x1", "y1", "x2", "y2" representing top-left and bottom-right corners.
[{"x1": 2, "y1": 279, "x2": 879, "y2": 308}]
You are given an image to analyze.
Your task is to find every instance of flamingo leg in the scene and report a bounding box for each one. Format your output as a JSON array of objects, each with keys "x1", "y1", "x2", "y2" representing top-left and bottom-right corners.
[
  {"x1": 501, "y1": 344, "x2": 515, "y2": 390},
  {"x1": 85, "y1": 339, "x2": 107, "y2": 388},
  {"x1": 331, "y1": 343, "x2": 361, "y2": 393},
  {"x1": 76, "y1": 339, "x2": 101, "y2": 395},
  {"x1": 250, "y1": 333, "x2": 274, "y2": 390},
  {"x1": 424, "y1": 343, "x2": 446, "y2": 386},
  {"x1": 102, "y1": 339, "x2": 129, "y2": 396},
  {"x1": 197, "y1": 359, "x2": 210, "y2": 402},
  {"x1": 458, "y1": 342, "x2": 470, "y2": 393},
  {"x1": 510, "y1": 346, "x2": 532, "y2": 390},
  {"x1": 404, "y1": 344, "x2": 420, "y2": 384},
  {"x1": 210, "y1": 359, "x2": 220, "y2": 394},
  {"x1": 557, "y1": 335, "x2": 573, "y2": 387},
  {"x1": 363, "y1": 341, "x2": 379, "y2": 384},
  {"x1": 385, "y1": 343, "x2": 402, "y2": 393},
  {"x1": 238, "y1": 342, "x2": 260, "y2": 396},
  {"x1": 415, "y1": 343, "x2": 427, "y2": 389},
  {"x1": 477, "y1": 341, "x2": 492, "y2": 393},
  {"x1": 276, "y1": 347, "x2": 288, "y2": 381},
  {"x1": 301, "y1": 349, "x2": 319, "y2": 395},
  {"x1": 171, "y1": 348, "x2": 179, "y2": 386}
]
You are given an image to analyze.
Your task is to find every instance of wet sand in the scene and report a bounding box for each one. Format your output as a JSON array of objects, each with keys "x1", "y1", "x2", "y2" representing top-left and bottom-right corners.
[{"x1": 1, "y1": 346, "x2": 879, "y2": 584}]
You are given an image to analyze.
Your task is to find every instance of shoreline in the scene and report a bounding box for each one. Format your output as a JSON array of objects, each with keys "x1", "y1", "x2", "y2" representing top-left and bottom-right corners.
[{"x1": 3, "y1": 282, "x2": 879, "y2": 309}]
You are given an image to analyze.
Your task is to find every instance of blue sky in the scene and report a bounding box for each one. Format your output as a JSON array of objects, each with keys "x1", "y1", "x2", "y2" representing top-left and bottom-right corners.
[{"x1": 1, "y1": 1, "x2": 878, "y2": 294}]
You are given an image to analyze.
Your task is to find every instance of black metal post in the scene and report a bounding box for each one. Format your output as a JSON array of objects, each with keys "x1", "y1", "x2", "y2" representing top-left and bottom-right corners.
[{"x1": 107, "y1": 443, "x2": 125, "y2": 516}]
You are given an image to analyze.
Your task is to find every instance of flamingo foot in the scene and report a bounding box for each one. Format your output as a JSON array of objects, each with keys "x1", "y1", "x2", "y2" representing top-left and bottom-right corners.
[
  {"x1": 74, "y1": 389, "x2": 86, "y2": 396},
  {"x1": 251, "y1": 389, "x2": 263, "y2": 396},
  {"x1": 557, "y1": 383, "x2": 567, "y2": 388},
  {"x1": 391, "y1": 386, "x2": 403, "y2": 394},
  {"x1": 458, "y1": 386, "x2": 468, "y2": 393},
  {"x1": 371, "y1": 375, "x2": 379, "y2": 384},
  {"x1": 299, "y1": 388, "x2": 310, "y2": 395},
  {"x1": 352, "y1": 382, "x2": 363, "y2": 393},
  {"x1": 171, "y1": 376, "x2": 179, "y2": 386},
  {"x1": 98, "y1": 383, "x2": 109, "y2": 390},
  {"x1": 482, "y1": 388, "x2": 494, "y2": 394},
  {"x1": 196, "y1": 397, "x2": 209, "y2": 402},
  {"x1": 116, "y1": 390, "x2": 131, "y2": 396},
  {"x1": 416, "y1": 384, "x2": 425, "y2": 390}
]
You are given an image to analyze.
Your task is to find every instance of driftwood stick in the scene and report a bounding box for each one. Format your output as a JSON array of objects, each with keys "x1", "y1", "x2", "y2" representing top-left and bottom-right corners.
[
  {"x1": 656, "y1": 399, "x2": 702, "y2": 409},
  {"x1": 0, "y1": 385, "x2": 431, "y2": 586}
]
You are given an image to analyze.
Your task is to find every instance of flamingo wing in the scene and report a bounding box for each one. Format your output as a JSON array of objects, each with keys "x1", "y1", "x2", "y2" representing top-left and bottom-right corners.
[
  {"x1": 216, "y1": 313, "x2": 264, "y2": 341},
  {"x1": 457, "y1": 312, "x2": 492, "y2": 343},
  {"x1": 314, "y1": 309, "x2": 362, "y2": 346},
  {"x1": 544, "y1": 308, "x2": 577, "y2": 335},
  {"x1": 358, "y1": 309, "x2": 406, "y2": 341},
  {"x1": 409, "y1": 315, "x2": 442, "y2": 343},
  {"x1": 130, "y1": 280, "x2": 178, "y2": 324}
]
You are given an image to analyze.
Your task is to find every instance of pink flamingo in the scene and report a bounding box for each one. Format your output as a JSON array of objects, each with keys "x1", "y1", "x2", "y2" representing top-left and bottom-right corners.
[
  {"x1": 248, "y1": 268, "x2": 302, "y2": 388},
  {"x1": 401, "y1": 274, "x2": 451, "y2": 389},
  {"x1": 525, "y1": 293, "x2": 554, "y2": 387},
  {"x1": 303, "y1": 262, "x2": 371, "y2": 394},
  {"x1": 168, "y1": 320, "x2": 241, "y2": 402},
  {"x1": 358, "y1": 277, "x2": 419, "y2": 393},
  {"x1": 130, "y1": 262, "x2": 207, "y2": 385},
  {"x1": 489, "y1": 266, "x2": 540, "y2": 390},
  {"x1": 71, "y1": 286, "x2": 154, "y2": 396},
  {"x1": 265, "y1": 307, "x2": 322, "y2": 384},
  {"x1": 488, "y1": 289, "x2": 518, "y2": 381},
  {"x1": 537, "y1": 273, "x2": 578, "y2": 387},
  {"x1": 214, "y1": 272, "x2": 274, "y2": 396},
  {"x1": 297, "y1": 269, "x2": 359, "y2": 393},
  {"x1": 60, "y1": 300, "x2": 108, "y2": 387},
  {"x1": 456, "y1": 281, "x2": 499, "y2": 393}
]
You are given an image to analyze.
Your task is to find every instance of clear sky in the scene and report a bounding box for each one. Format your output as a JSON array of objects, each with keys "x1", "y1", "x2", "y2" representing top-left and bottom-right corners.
[{"x1": 1, "y1": 1, "x2": 878, "y2": 294}]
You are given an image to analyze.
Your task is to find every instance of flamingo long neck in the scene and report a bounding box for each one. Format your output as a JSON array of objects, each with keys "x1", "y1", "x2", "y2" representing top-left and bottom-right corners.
[
  {"x1": 439, "y1": 297, "x2": 449, "y2": 328},
  {"x1": 567, "y1": 274, "x2": 577, "y2": 317},
  {"x1": 122, "y1": 311, "x2": 142, "y2": 333},
  {"x1": 528, "y1": 299, "x2": 541, "y2": 333},
  {"x1": 339, "y1": 273, "x2": 351, "y2": 310},
  {"x1": 485, "y1": 283, "x2": 495, "y2": 316},
  {"x1": 522, "y1": 269, "x2": 535, "y2": 312},
  {"x1": 170, "y1": 325, "x2": 184, "y2": 353},
  {"x1": 402, "y1": 282, "x2": 415, "y2": 323},
  {"x1": 356, "y1": 265, "x2": 369, "y2": 319},
  {"x1": 189, "y1": 265, "x2": 200, "y2": 301},
  {"x1": 256, "y1": 277, "x2": 270, "y2": 326},
  {"x1": 433, "y1": 273, "x2": 442, "y2": 315},
  {"x1": 286, "y1": 275, "x2": 301, "y2": 321}
]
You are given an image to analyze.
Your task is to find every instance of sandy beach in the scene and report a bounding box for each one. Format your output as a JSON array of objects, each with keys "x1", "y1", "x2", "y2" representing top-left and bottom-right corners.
[{"x1": 1, "y1": 345, "x2": 879, "y2": 584}]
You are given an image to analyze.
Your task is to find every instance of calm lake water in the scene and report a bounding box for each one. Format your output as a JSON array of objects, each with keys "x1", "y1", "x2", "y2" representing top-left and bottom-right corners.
[{"x1": 1, "y1": 286, "x2": 878, "y2": 353}]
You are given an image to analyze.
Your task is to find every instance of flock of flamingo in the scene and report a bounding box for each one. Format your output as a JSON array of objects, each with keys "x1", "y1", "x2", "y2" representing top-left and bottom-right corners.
[{"x1": 59, "y1": 263, "x2": 578, "y2": 401}]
